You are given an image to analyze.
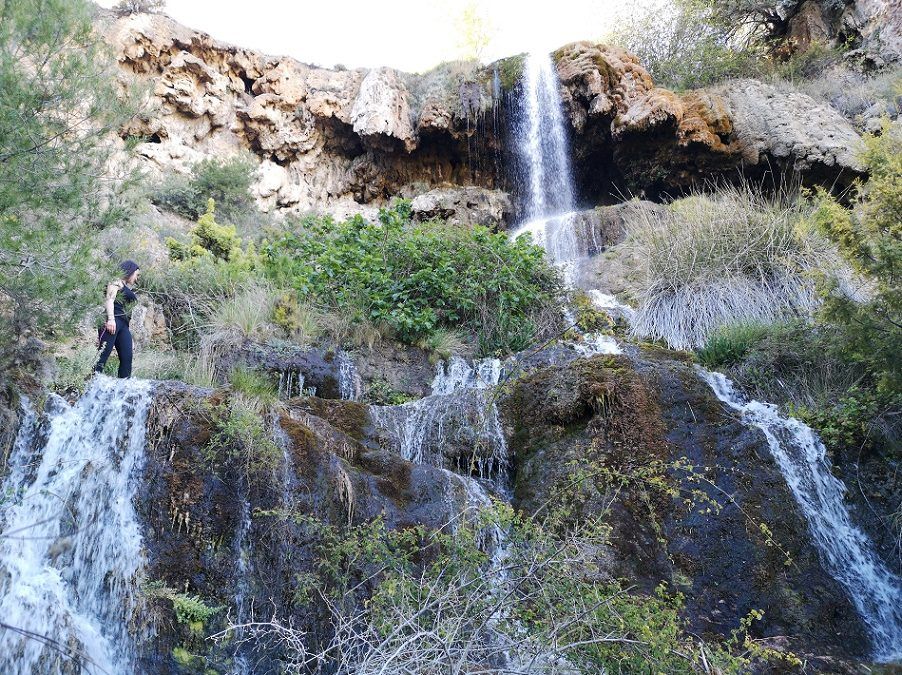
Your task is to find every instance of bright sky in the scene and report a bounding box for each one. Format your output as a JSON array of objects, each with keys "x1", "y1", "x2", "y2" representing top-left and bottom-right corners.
[{"x1": 98, "y1": 0, "x2": 626, "y2": 72}]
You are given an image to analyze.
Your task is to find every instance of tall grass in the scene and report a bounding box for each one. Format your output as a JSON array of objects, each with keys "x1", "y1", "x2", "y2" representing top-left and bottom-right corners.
[
  {"x1": 625, "y1": 183, "x2": 847, "y2": 350},
  {"x1": 208, "y1": 284, "x2": 276, "y2": 341}
]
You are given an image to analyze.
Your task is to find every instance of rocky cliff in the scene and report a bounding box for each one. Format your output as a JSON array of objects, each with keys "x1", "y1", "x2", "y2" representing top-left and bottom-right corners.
[{"x1": 101, "y1": 10, "x2": 868, "y2": 223}]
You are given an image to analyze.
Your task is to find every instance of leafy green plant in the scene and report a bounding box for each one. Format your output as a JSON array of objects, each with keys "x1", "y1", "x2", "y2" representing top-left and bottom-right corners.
[
  {"x1": 365, "y1": 378, "x2": 416, "y2": 406},
  {"x1": 260, "y1": 200, "x2": 564, "y2": 357},
  {"x1": 152, "y1": 155, "x2": 257, "y2": 223}
]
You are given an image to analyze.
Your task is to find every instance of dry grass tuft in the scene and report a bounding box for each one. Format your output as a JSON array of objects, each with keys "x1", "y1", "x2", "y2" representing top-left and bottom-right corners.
[{"x1": 625, "y1": 182, "x2": 850, "y2": 350}]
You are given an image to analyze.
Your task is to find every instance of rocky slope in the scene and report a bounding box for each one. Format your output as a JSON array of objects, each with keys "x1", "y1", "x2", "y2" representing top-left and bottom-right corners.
[{"x1": 101, "y1": 10, "x2": 867, "y2": 223}]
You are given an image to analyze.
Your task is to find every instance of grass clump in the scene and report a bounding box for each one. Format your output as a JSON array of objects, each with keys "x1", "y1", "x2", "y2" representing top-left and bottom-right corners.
[
  {"x1": 204, "y1": 394, "x2": 282, "y2": 480},
  {"x1": 696, "y1": 323, "x2": 772, "y2": 368},
  {"x1": 626, "y1": 182, "x2": 847, "y2": 350},
  {"x1": 228, "y1": 366, "x2": 277, "y2": 405}
]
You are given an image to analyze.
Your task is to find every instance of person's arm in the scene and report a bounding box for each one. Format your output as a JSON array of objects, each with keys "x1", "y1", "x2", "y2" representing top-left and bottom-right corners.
[{"x1": 104, "y1": 281, "x2": 121, "y2": 334}]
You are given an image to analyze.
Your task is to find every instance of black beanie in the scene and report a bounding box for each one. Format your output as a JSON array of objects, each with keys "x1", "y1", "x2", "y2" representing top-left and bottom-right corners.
[{"x1": 119, "y1": 260, "x2": 140, "y2": 278}]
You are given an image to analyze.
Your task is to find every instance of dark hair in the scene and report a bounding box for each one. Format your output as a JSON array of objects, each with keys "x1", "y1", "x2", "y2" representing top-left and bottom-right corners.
[{"x1": 119, "y1": 260, "x2": 140, "y2": 279}]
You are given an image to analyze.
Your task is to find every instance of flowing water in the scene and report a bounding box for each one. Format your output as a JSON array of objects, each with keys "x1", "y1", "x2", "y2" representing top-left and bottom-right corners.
[
  {"x1": 0, "y1": 376, "x2": 153, "y2": 675},
  {"x1": 702, "y1": 370, "x2": 902, "y2": 662},
  {"x1": 370, "y1": 357, "x2": 509, "y2": 489}
]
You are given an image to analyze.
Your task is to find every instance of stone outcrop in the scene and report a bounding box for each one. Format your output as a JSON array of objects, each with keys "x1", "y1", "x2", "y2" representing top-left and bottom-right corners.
[
  {"x1": 100, "y1": 11, "x2": 871, "y2": 219},
  {"x1": 410, "y1": 186, "x2": 512, "y2": 229},
  {"x1": 102, "y1": 11, "x2": 500, "y2": 218},
  {"x1": 499, "y1": 350, "x2": 872, "y2": 663},
  {"x1": 553, "y1": 42, "x2": 865, "y2": 198}
]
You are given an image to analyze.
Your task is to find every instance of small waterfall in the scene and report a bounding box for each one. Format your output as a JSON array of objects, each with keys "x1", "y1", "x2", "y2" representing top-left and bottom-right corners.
[
  {"x1": 702, "y1": 370, "x2": 902, "y2": 662},
  {"x1": 337, "y1": 351, "x2": 362, "y2": 401},
  {"x1": 0, "y1": 376, "x2": 153, "y2": 675},
  {"x1": 370, "y1": 357, "x2": 509, "y2": 488},
  {"x1": 277, "y1": 370, "x2": 308, "y2": 400},
  {"x1": 229, "y1": 498, "x2": 254, "y2": 675}
]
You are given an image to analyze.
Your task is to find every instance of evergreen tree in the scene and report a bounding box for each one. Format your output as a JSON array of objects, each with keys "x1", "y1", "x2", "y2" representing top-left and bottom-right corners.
[{"x1": 0, "y1": 0, "x2": 133, "y2": 380}]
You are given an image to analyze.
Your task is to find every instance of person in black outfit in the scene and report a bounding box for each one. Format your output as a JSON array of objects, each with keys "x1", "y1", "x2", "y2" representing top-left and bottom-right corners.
[{"x1": 95, "y1": 260, "x2": 141, "y2": 378}]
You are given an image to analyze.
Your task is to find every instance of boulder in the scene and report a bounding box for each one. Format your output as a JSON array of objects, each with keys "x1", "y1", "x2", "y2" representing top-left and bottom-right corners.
[{"x1": 410, "y1": 186, "x2": 512, "y2": 228}]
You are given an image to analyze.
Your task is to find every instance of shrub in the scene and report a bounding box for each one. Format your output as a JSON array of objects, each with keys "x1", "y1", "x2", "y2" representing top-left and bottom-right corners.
[
  {"x1": 625, "y1": 182, "x2": 847, "y2": 350},
  {"x1": 152, "y1": 156, "x2": 257, "y2": 223},
  {"x1": 214, "y1": 501, "x2": 782, "y2": 673},
  {"x1": 205, "y1": 394, "x2": 282, "y2": 479},
  {"x1": 52, "y1": 345, "x2": 102, "y2": 395},
  {"x1": 260, "y1": 201, "x2": 564, "y2": 357},
  {"x1": 807, "y1": 122, "x2": 902, "y2": 396},
  {"x1": 272, "y1": 290, "x2": 321, "y2": 345},
  {"x1": 605, "y1": 0, "x2": 764, "y2": 90}
]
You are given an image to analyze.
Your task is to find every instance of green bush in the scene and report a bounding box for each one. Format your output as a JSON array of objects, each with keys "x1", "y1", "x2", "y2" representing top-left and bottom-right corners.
[
  {"x1": 152, "y1": 155, "x2": 257, "y2": 222},
  {"x1": 228, "y1": 366, "x2": 277, "y2": 404},
  {"x1": 605, "y1": 0, "x2": 764, "y2": 90},
  {"x1": 260, "y1": 200, "x2": 564, "y2": 357},
  {"x1": 204, "y1": 395, "x2": 282, "y2": 479}
]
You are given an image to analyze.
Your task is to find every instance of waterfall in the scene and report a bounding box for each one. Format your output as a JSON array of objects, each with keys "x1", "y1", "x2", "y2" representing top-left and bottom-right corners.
[
  {"x1": 337, "y1": 351, "x2": 362, "y2": 401},
  {"x1": 0, "y1": 376, "x2": 153, "y2": 675},
  {"x1": 370, "y1": 356, "x2": 509, "y2": 489},
  {"x1": 514, "y1": 52, "x2": 576, "y2": 220},
  {"x1": 702, "y1": 370, "x2": 902, "y2": 662}
]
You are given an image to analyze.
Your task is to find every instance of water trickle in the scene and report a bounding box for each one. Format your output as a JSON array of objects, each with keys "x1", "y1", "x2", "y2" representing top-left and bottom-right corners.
[
  {"x1": 229, "y1": 497, "x2": 254, "y2": 675},
  {"x1": 0, "y1": 376, "x2": 153, "y2": 675},
  {"x1": 702, "y1": 369, "x2": 902, "y2": 662},
  {"x1": 337, "y1": 351, "x2": 362, "y2": 401},
  {"x1": 370, "y1": 357, "x2": 509, "y2": 489}
]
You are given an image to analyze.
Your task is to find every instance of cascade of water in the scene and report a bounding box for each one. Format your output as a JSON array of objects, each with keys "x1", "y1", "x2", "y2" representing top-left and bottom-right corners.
[
  {"x1": 0, "y1": 376, "x2": 153, "y2": 675},
  {"x1": 229, "y1": 498, "x2": 254, "y2": 675},
  {"x1": 515, "y1": 52, "x2": 576, "y2": 220},
  {"x1": 369, "y1": 356, "x2": 509, "y2": 489},
  {"x1": 702, "y1": 369, "x2": 902, "y2": 662},
  {"x1": 337, "y1": 351, "x2": 362, "y2": 401}
]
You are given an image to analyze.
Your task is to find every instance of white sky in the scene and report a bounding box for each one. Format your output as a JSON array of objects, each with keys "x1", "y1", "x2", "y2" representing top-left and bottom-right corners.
[{"x1": 98, "y1": 0, "x2": 627, "y2": 72}]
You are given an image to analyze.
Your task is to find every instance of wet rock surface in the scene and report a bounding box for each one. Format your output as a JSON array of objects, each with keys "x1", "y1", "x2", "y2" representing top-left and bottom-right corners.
[
  {"x1": 499, "y1": 349, "x2": 873, "y2": 660},
  {"x1": 137, "y1": 381, "x2": 483, "y2": 671}
]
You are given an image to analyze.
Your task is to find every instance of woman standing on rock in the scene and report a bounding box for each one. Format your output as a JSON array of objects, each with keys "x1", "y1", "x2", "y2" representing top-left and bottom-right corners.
[{"x1": 95, "y1": 260, "x2": 140, "y2": 378}]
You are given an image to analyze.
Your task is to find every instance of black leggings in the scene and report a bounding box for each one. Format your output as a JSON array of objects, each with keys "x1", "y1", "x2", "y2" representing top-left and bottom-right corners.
[{"x1": 95, "y1": 318, "x2": 133, "y2": 378}]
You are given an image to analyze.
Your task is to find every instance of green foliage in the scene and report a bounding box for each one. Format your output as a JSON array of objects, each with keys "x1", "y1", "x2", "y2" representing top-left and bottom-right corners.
[
  {"x1": 152, "y1": 202, "x2": 261, "y2": 347},
  {"x1": 204, "y1": 395, "x2": 281, "y2": 480},
  {"x1": 0, "y1": 0, "x2": 135, "y2": 378},
  {"x1": 228, "y1": 366, "x2": 277, "y2": 404},
  {"x1": 605, "y1": 0, "x2": 764, "y2": 90},
  {"x1": 572, "y1": 290, "x2": 613, "y2": 333},
  {"x1": 364, "y1": 377, "x2": 416, "y2": 406},
  {"x1": 166, "y1": 199, "x2": 252, "y2": 264},
  {"x1": 51, "y1": 345, "x2": 101, "y2": 395},
  {"x1": 260, "y1": 201, "x2": 564, "y2": 357},
  {"x1": 696, "y1": 322, "x2": 771, "y2": 368},
  {"x1": 152, "y1": 155, "x2": 257, "y2": 223},
  {"x1": 172, "y1": 593, "x2": 222, "y2": 627},
  {"x1": 806, "y1": 123, "x2": 901, "y2": 397},
  {"x1": 259, "y1": 497, "x2": 774, "y2": 673}
]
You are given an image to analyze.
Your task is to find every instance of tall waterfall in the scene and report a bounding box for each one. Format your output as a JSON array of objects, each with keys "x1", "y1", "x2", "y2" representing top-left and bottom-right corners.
[
  {"x1": 514, "y1": 52, "x2": 576, "y2": 220},
  {"x1": 0, "y1": 376, "x2": 153, "y2": 674},
  {"x1": 703, "y1": 371, "x2": 902, "y2": 662}
]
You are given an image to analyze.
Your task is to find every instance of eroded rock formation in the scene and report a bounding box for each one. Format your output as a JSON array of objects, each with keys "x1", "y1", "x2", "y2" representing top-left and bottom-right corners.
[{"x1": 100, "y1": 10, "x2": 869, "y2": 222}]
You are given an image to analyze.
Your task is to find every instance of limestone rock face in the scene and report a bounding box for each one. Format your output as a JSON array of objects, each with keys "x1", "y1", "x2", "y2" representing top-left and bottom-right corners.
[
  {"x1": 103, "y1": 11, "x2": 869, "y2": 215},
  {"x1": 103, "y1": 12, "x2": 497, "y2": 216},
  {"x1": 554, "y1": 43, "x2": 865, "y2": 197},
  {"x1": 350, "y1": 68, "x2": 417, "y2": 151},
  {"x1": 410, "y1": 186, "x2": 512, "y2": 229}
]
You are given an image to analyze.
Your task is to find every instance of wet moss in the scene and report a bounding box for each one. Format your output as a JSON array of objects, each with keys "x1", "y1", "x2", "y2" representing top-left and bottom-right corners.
[{"x1": 295, "y1": 398, "x2": 369, "y2": 441}]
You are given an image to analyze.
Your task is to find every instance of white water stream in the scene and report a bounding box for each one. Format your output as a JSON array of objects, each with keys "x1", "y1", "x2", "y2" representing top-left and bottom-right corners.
[
  {"x1": 0, "y1": 376, "x2": 153, "y2": 674},
  {"x1": 703, "y1": 370, "x2": 902, "y2": 662}
]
